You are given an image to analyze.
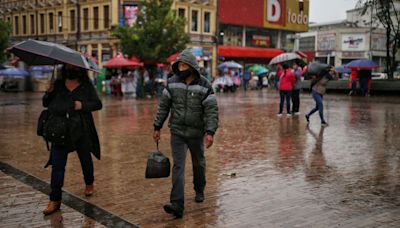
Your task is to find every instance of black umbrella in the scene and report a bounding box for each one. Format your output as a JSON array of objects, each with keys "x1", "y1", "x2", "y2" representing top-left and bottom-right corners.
[
  {"x1": 307, "y1": 62, "x2": 331, "y2": 77},
  {"x1": 8, "y1": 39, "x2": 98, "y2": 72}
]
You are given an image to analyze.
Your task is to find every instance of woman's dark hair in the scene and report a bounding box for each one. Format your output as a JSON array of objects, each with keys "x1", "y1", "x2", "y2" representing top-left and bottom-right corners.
[
  {"x1": 282, "y1": 62, "x2": 289, "y2": 69},
  {"x1": 61, "y1": 65, "x2": 90, "y2": 82}
]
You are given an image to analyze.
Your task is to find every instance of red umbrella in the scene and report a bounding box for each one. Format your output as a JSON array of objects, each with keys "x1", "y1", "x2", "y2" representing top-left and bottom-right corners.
[
  {"x1": 167, "y1": 52, "x2": 180, "y2": 63},
  {"x1": 128, "y1": 57, "x2": 144, "y2": 67},
  {"x1": 104, "y1": 54, "x2": 140, "y2": 68}
]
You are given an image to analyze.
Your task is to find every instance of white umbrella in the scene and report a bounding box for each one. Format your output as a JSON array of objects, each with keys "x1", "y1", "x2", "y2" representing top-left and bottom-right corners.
[{"x1": 269, "y1": 53, "x2": 302, "y2": 65}]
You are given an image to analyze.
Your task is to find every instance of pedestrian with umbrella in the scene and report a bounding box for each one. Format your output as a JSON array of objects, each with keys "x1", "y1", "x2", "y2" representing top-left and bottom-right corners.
[
  {"x1": 305, "y1": 63, "x2": 338, "y2": 126},
  {"x1": 8, "y1": 40, "x2": 102, "y2": 215},
  {"x1": 345, "y1": 59, "x2": 378, "y2": 96}
]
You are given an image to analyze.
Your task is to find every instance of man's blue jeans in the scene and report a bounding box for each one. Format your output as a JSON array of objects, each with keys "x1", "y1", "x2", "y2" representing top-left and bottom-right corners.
[
  {"x1": 50, "y1": 144, "x2": 94, "y2": 201},
  {"x1": 307, "y1": 90, "x2": 325, "y2": 123}
]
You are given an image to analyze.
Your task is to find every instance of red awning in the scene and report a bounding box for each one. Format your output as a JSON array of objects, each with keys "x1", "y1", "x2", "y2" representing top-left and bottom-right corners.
[
  {"x1": 167, "y1": 52, "x2": 180, "y2": 63},
  {"x1": 104, "y1": 54, "x2": 141, "y2": 68},
  {"x1": 295, "y1": 51, "x2": 308, "y2": 58},
  {"x1": 81, "y1": 52, "x2": 99, "y2": 64},
  {"x1": 218, "y1": 46, "x2": 284, "y2": 59}
]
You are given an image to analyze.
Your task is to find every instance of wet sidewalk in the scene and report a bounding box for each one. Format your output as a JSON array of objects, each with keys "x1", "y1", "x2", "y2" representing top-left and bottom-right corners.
[
  {"x1": 0, "y1": 169, "x2": 105, "y2": 227},
  {"x1": 1, "y1": 90, "x2": 400, "y2": 227}
]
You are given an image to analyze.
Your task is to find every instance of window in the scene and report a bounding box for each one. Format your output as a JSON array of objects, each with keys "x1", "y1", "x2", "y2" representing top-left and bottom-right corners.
[
  {"x1": 49, "y1": 13, "x2": 54, "y2": 33},
  {"x1": 178, "y1": 8, "x2": 185, "y2": 18},
  {"x1": 93, "y1": 7, "x2": 99, "y2": 29},
  {"x1": 83, "y1": 8, "x2": 89, "y2": 30},
  {"x1": 204, "y1": 11, "x2": 210, "y2": 33},
  {"x1": 58, "y1": 12, "x2": 62, "y2": 32},
  {"x1": 191, "y1": 10, "x2": 198, "y2": 32},
  {"x1": 70, "y1": 10, "x2": 75, "y2": 31},
  {"x1": 104, "y1": 5, "x2": 110, "y2": 29},
  {"x1": 22, "y1": 15, "x2": 27, "y2": 34},
  {"x1": 40, "y1": 14, "x2": 45, "y2": 33},
  {"x1": 30, "y1": 15, "x2": 34, "y2": 34},
  {"x1": 14, "y1": 16, "x2": 19, "y2": 35}
]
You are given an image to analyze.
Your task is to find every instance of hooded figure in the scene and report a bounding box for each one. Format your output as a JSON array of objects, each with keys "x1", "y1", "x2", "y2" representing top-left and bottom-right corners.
[{"x1": 153, "y1": 49, "x2": 219, "y2": 218}]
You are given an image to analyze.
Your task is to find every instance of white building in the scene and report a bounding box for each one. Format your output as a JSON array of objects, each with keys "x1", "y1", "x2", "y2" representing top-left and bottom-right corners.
[{"x1": 294, "y1": 3, "x2": 400, "y2": 68}]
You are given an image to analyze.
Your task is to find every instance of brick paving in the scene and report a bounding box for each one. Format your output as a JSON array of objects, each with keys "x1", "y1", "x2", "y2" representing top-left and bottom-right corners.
[
  {"x1": 1, "y1": 91, "x2": 400, "y2": 227},
  {"x1": 0, "y1": 172, "x2": 105, "y2": 228}
]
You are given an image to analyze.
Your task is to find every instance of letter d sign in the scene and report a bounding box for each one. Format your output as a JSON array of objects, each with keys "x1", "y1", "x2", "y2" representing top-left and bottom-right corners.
[{"x1": 267, "y1": 0, "x2": 284, "y2": 25}]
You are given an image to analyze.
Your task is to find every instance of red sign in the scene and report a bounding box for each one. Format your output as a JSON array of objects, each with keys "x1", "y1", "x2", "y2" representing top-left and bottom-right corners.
[
  {"x1": 266, "y1": 0, "x2": 285, "y2": 26},
  {"x1": 251, "y1": 35, "x2": 271, "y2": 47}
]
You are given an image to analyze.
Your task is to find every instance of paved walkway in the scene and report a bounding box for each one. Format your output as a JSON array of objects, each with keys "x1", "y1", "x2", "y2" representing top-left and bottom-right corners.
[
  {"x1": 1, "y1": 90, "x2": 400, "y2": 227},
  {"x1": 0, "y1": 171, "x2": 105, "y2": 228}
]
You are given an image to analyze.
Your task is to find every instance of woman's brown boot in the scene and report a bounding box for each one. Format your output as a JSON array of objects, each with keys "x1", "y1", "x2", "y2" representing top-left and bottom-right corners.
[
  {"x1": 43, "y1": 200, "x2": 61, "y2": 215},
  {"x1": 84, "y1": 184, "x2": 94, "y2": 196}
]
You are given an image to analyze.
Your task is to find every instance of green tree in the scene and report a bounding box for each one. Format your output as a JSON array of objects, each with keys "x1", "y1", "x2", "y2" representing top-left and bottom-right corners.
[
  {"x1": 113, "y1": 0, "x2": 190, "y2": 63},
  {"x1": 0, "y1": 20, "x2": 12, "y2": 63},
  {"x1": 357, "y1": 0, "x2": 400, "y2": 79}
]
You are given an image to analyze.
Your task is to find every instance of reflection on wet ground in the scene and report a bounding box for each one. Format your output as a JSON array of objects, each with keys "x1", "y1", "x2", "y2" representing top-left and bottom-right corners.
[{"x1": 1, "y1": 90, "x2": 400, "y2": 227}]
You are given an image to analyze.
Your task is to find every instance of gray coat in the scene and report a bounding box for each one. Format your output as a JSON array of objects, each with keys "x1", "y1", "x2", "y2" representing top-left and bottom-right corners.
[{"x1": 153, "y1": 49, "x2": 219, "y2": 138}]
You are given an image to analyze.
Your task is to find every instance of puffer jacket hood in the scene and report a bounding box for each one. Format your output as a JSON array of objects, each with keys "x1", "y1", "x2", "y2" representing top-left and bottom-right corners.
[{"x1": 172, "y1": 49, "x2": 201, "y2": 77}]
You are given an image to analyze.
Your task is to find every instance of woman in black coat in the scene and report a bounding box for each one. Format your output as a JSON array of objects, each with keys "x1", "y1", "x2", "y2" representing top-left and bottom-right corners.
[{"x1": 42, "y1": 64, "x2": 102, "y2": 215}]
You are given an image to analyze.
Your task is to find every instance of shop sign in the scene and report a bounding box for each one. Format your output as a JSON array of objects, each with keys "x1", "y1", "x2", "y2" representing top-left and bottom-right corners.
[
  {"x1": 342, "y1": 51, "x2": 366, "y2": 59},
  {"x1": 251, "y1": 35, "x2": 271, "y2": 47},
  {"x1": 317, "y1": 33, "x2": 336, "y2": 51},
  {"x1": 341, "y1": 34, "x2": 366, "y2": 51},
  {"x1": 264, "y1": 0, "x2": 309, "y2": 32}
]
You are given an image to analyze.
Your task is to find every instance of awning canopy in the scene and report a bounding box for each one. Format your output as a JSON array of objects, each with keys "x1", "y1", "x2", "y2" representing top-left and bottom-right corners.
[{"x1": 218, "y1": 46, "x2": 284, "y2": 59}]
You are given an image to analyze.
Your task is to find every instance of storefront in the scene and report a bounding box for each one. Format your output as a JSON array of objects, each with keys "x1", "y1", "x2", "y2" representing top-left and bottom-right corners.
[{"x1": 218, "y1": 0, "x2": 310, "y2": 65}]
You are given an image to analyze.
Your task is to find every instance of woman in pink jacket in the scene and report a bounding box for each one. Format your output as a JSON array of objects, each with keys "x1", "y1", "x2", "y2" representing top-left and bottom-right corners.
[{"x1": 278, "y1": 63, "x2": 296, "y2": 116}]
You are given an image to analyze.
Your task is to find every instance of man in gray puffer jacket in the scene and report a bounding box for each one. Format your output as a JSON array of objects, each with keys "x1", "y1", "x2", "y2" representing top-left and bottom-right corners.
[{"x1": 153, "y1": 49, "x2": 219, "y2": 218}]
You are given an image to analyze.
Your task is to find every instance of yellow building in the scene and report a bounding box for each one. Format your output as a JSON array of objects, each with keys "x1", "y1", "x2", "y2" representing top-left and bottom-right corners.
[
  {"x1": 0, "y1": 0, "x2": 119, "y2": 67},
  {"x1": 172, "y1": 0, "x2": 217, "y2": 77},
  {"x1": 0, "y1": 0, "x2": 217, "y2": 73}
]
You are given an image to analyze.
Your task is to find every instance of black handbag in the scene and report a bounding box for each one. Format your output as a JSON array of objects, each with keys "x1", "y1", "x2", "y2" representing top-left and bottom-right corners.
[
  {"x1": 37, "y1": 109, "x2": 50, "y2": 137},
  {"x1": 145, "y1": 142, "x2": 171, "y2": 179},
  {"x1": 38, "y1": 111, "x2": 82, "y2": 147}
]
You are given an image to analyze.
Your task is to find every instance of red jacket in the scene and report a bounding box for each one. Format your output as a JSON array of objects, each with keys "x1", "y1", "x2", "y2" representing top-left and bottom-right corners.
[{"x1": 279, "y1": 69, "x2": 296, "y2": 91}]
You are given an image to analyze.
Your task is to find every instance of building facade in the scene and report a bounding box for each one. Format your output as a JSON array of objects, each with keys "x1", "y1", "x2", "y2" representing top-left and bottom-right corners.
[
  {"x1": 217, "y1": 0, "x2": 310, "y2": 67},
  {"x1": 0, "y1": 0, "x2": 218, "y2": 74},
  {"x1": 0, "y1": 0, "x2": 120, "y2": 67},
  {"x1": 295, "y1": 3, "x2": 400, "y2": 68},
  {"x1": 171, "y1": 0, "x2": 217, "y2": 77}
]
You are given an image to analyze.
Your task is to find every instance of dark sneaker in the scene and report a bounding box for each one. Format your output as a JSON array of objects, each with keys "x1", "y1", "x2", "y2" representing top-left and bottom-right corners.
[
  {"x1": 305, "y1": 114, "x2": 310, "y2": 123},
  {"x1": 163, "y1": 203, "x2": 183, "y2": 218},
  {"x1": 321, "y1": 121, "x2": 329, "y2": 126},
  {"x1": 195, "y1": 192, "x2": 204, "y2": 203}
]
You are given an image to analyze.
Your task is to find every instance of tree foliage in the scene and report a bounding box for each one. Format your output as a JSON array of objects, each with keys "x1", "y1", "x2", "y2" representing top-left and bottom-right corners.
[
  {"x1": 357, "y1": 0, "x2": 400, "y2": 79},
  {"x1": 0, "y1": 20, "x2": 12, "y2": 63},
  {"x1": 113, "y1": 0, "x2": 190, "y2": 63}
]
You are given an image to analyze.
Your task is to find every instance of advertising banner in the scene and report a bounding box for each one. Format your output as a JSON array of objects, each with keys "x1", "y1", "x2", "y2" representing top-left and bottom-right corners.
[
  {"x1": 341, "y1": 34, "x2": 366, "y2": 51},
  {"x1": 263, "y1": 0, "x2": 309, "y2": 32}
]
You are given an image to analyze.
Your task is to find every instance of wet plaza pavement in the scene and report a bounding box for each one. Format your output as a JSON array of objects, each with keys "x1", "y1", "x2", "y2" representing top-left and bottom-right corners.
[{"x1": 0, "y1": 89, "x2": 400, "y2": 227}]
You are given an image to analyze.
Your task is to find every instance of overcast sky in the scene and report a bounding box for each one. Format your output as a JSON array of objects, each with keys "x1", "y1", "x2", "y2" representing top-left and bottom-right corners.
[{"x1": 309, "y1": 0, "x2": 360, "y2": 23}]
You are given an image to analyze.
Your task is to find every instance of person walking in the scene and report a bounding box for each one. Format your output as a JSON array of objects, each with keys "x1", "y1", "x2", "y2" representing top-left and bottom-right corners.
[
  {"x1": 42, "y1": 64, "x2": 102, "y2": 215},
  {"x1": 242, "y1": 69, "x2": 251, "y2": 91},
  {"x1": 305, "y1": 66, "x2": 338, "y2": 126},
  {"x1": 292, "y1": 60, "x2": 303, "y2": 114},
  {"x1": 153, "y1": 49, "x2": 219, "y2": 218},
  {"x1": 277, "y1": 63, "x2": 295, "y2": 117}
]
